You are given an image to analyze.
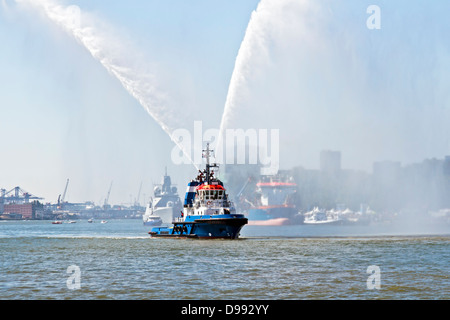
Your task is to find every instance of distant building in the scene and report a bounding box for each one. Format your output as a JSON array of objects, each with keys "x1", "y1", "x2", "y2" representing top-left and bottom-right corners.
[
  {"x1": 2, "y1": 203, "x2": 33, "y2": 219},
  {"x1": 0, "y1": 186, "x2": 45, "y2": 219},
  {"x1": 373, "y1": 160, "x2": 401, "y2": 181},
  {"x1": 443, "y1": 156, "x2": 450, "y2": 176},
  {"x1": 320, "y1": 150, "x2": 341, "y2": 174}
]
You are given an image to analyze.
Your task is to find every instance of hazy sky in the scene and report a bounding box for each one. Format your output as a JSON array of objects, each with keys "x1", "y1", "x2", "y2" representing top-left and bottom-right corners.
[{"x1": 1, "y1": 0, "x2": 449, "y2": 205}]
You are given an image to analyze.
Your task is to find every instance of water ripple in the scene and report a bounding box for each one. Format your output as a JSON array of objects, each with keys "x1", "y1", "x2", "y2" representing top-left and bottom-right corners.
[{"x1": 0, "y1": 221, "x2": 448, "y2": 299}]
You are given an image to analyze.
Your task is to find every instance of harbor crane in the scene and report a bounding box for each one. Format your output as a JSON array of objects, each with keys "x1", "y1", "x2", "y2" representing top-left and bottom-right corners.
[
  {"x1": 135, "y1": 181, "x2": 142, "y2": 207},
  {"x1": 103, "y1": 181, "x2": 113, "y2": 209},
  {"x1": 57, "y1": 179, "x2": 69, "y2": 209},
  {"x1": 0, "y1": 186, "x2": 42, "y2": 204}
]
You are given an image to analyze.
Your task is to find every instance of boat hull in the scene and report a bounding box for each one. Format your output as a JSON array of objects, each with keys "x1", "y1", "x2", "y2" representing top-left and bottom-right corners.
[
  {"x1": 247, "y1": 217, "x2": 290, "y2": 226},
  {"x1": 303, "y1": 219, "x2": 343, "y2": 225},
  {"x1": 149, "y1": 214, "x2": 248, "y2": 239},
  {"x1": 247, "y1": 206, "x2": 301, "y2": 225},
  {"x1": 153, "y1": 207, "x2": 180, "y2": 224},
  {"x1": 143, "y1": 220, "x2": 162, "y2": 227}
]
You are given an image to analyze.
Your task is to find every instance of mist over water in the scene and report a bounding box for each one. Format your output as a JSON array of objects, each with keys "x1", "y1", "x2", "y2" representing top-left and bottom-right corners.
[
  {"x1": 220, "y1": 0, "x2": 450, "y2": 171},
  {"x1": 216, "y1": 0, "x2": 450, "y2": 237}
]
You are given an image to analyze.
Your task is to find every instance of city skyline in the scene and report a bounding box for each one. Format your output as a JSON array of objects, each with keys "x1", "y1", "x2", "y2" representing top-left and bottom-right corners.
[{"x1": 2, "y1": 149, "x2": 449, "y2": 208}]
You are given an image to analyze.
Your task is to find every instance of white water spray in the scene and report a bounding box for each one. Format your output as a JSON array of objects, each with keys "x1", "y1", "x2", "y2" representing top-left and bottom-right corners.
[
  {"x1": 218, "y1": 0, "x2": 450, "y2": 170},
  {"x1": 14, "y1": 0, "x2": 197, "y2": 168},
  {"x1": 217, "y1": 0, "x2": 317, "y2": 159},
  {"x1": 218, "y1": 0, "x2": 267, "y2": 150}
]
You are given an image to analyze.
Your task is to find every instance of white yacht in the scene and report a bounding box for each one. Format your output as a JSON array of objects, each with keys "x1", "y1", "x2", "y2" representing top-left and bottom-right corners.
[{"x1": 303, "y1": 207, "x2": 341, "y2": 225}]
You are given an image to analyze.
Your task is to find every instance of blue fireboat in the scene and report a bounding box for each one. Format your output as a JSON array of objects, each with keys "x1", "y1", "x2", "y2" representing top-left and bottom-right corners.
[{"x1": 148, "y1": 143, "x2": 247, "y2": 239}]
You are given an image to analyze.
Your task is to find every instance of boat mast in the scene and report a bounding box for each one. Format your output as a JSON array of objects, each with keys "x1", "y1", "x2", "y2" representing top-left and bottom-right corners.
[{"x1": 202, "y1": 143, "x2": 218, "y2": 185}]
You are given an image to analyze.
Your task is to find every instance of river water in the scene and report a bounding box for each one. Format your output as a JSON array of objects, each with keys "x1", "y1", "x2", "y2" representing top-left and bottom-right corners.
[{"x1": 0, "y1": 219, "x2": 448, "y2": 300}]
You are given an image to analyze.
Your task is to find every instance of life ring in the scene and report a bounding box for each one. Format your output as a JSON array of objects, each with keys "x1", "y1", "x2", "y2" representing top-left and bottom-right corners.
[{"x1": 206, "y1": 201, "x2": 212, "y2": 207}]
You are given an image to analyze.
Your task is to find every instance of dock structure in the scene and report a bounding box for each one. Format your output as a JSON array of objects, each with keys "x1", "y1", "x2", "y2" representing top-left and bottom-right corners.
[{"x1": 0, "y1": 186, "x2": 44, "y2": 220}]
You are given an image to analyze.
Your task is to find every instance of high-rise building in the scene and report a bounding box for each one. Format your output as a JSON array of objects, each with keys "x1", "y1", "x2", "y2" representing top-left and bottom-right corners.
[
  {"x1": 320, "y1": 150, "x2": 341, "y2": 174},
  {"x1": 443, "y1": 156, "x2": 450, "y2": 175}
]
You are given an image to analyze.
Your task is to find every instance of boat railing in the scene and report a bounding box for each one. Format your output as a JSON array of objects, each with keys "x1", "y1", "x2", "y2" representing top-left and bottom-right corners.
[{"x1": 193, "y1": 199, "x2": 235, "y2": 210}]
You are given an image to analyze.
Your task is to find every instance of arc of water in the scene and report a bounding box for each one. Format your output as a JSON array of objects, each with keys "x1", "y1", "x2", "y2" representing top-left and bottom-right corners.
[
  {"x1": 216, "y1": 0, "x2": 267, "y2": 159},
  {"x1": 15, "y1": 0, "x2": 197, "y2": 168}
]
